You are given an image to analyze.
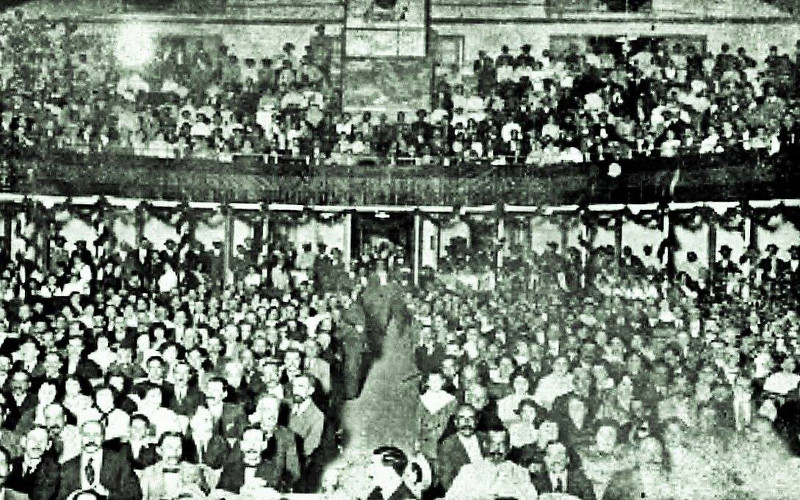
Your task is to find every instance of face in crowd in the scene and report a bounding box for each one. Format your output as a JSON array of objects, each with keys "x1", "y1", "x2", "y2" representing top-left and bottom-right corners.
[
  {"x1": 81, "y1": 421, "x2": 104, "y2": 455},
  {"x1": 455, "y1": 405, "x2": 477, "y2": 437},
  {"x1": 485, "y1": 430, "x2": 510, "y2": 464},
  {"x1": 240, "y1": 427, "x2": 267, "y2": 466}
]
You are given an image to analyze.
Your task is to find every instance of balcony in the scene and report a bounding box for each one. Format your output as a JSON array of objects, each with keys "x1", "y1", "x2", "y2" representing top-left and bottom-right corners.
[{"x1": 4, "y1": 145, "x2": 799, "y2": 207}]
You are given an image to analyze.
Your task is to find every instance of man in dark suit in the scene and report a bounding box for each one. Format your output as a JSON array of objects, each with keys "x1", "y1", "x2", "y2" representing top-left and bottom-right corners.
[
  {"x1": 56, "y1": 420, "x2": 141, "y2": 500},
  {"x1": 758, "y1": 244, "x2": 785, "y2": 284},
  {"x1": 165, "y1": 361, "x2": 204, "y2": 417},
  {"x1": 255, "y1": 394, "x2": 301, "y2": 486},
  {"x1": 202, "y1": 377, "x2": 247, "y2": 445},
  {"x1": 6, "y1": 426, "x2": 59, "y2": 500},
  {"x1": 713, "y1": 245, "x2": 740, "y2": 283},
  {"x1": 132, "y1": 355, "x2": 174, "y2": 405},
  {"x1": 114, "y1": 414, "x2": 158, "y2": 470},
  {"x1": 436, "y1": 404, "x2": 485, "y2": 491},
  {"x1": 0, "y1": 445, "x2": 28, "y2": 500},
  {"x1": 214, "y1": 426, "x2": 292, "y2": 495},
  {"x1": 183, "y1": 407, "x2": 230, "y2": 470},
  {"x1": 5, "y1": 370, "x2": 37, "y2": 431},
  {"x1": 366, "y1": 446, "x2": 416, "y2": 500},
  {"x1": 532, "y1": 441, "x2": 596, "y2": 499},
  {"x1": 784, "y1": 245, "x2": 800, "y2": 294}
]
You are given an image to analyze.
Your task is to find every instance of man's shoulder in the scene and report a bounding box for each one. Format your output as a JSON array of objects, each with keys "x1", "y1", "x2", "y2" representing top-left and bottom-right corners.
[{"x1": 6, "y1": 489, "x2": 28, "y2": 500}]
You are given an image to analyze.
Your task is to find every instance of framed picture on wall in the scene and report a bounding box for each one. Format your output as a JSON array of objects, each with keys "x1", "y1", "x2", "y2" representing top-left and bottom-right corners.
[{"x1": 435, "y1": 34, "x2": 464, "y2": 71}]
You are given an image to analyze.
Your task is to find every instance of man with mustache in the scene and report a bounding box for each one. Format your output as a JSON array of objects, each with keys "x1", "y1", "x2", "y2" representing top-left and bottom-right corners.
[
  {"x1": 436, "y1": 404, "x2": 485, "y2": 491},
  {"x1": 444, "y1": 428, "x2": 538, "y2": 500},
  {"x1": 56, "y1": 420, "x2": 141, "y2": 500}
]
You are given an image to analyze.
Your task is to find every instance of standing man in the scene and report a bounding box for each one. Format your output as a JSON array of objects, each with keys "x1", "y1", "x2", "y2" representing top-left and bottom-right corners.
[
  {"x1": 56, "y1": 420, "x2": 141, "y2": 500},
  {"x1": 338, "y1": 294, "x2": 368, "y2": 400}
]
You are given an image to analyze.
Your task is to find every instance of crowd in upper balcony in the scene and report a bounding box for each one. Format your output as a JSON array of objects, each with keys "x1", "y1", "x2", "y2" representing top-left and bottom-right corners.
[{"x1": 2, "y1": 10, "x2": 800, "y2": 167}]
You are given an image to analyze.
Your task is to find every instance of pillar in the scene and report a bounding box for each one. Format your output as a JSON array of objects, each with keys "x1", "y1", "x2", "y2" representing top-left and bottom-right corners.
[
  {"x1": 342, "y1": 212, "x2": 353, "y2": 271},
  {"x1": 661, "y1": 207, "x2": 672, "y2": 271},
  {"x1": 743, "y1": 204, "x2": 754, "y2": 251},
  {"x1": 252, "y1": 215, "x2": 264, "y2": 263},
  {"x1": 413, "y1": 213, "x2": 422, "y2": 286},
  {"x1": 134, "y1": 205, "x2": 146, "y2": 244},
  {"x1": 708, "y1": 219, "x2": 717, "y2": 277},
  {"x1": 2, "y1": 205, "x2": 11, "y2": 259},
  {"x1": 578, "y1": 211, "x2": 590, "y2": 289},
  {"x1": 41, "y1": 219, "x2": 51, "y2": 270},
  {"x1": 496, "y1": 214, "x2": 505, "y2": 270},
  {"x1": 614, "y1": 212, "x2": 623, "y2": 264},
  {"x1": 223, "y1": 207, "x2": 233, "y2": 285}
]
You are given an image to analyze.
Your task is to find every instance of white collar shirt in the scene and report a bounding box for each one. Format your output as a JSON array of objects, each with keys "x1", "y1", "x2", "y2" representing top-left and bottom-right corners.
[{"x1": 81, "y1": 450, "x2": 103, "y2": 490}]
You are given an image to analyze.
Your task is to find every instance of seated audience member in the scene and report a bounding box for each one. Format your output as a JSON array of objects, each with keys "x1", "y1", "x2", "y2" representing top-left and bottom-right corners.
[
  {"x1": 253, "y1": 394, "x2": 302, "y2": 486},
  {"x1": 214, "y1": 425, "x2": 289, "y2": 495},
  {"x1": 183, "y1": 407, "x2": 230, "y2": 470},
  {"x1": 57, "y1": 420, "x2": 142, "y2": 500},
  {"x1": 444, "y1": 428, "x2": 538, "y2": 500},
  {"x1": 6, "y1": 426, "x2": 59, "y2": 499},
  {"x1": 531, "y1": 441, "x2": 596, "y2": 499},
  {"x1": 287, "y1": 374, "x2": 325, "y2": 462},
  {"x1": 436, "y1": 404, "x2": 484, "y2": 491},
  {"x1": 139, "y1": 431, "x2": 209, "y2": 499},
  {"x1": 366, "y1": 446, "x2": 417, "y2": 500}
]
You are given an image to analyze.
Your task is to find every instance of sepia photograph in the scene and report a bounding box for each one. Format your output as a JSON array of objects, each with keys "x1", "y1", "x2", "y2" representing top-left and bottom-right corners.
[{"x1": 0, "y1": 0, "x2": 799, "y2": 497}]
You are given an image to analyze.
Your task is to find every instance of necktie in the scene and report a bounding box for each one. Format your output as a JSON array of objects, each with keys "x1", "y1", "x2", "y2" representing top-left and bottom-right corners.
[
  {"x1": 555, "y1": 476, "x2": 564, "y2": 493},
  {"x1": 163, "y1": 467, "x2": 180, "y2": 474},
  {"x1": 85, "y1": 457, "x2": 96, "y2": 486}
]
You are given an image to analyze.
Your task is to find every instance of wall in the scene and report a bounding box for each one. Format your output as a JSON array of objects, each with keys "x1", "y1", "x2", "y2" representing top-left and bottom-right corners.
[
  {"x1": 433, "y1": 21, "x2": 800, "y2": 68},
  {"x1": 75, "y1": 20, "x2": 342, "y2": 63},
  {"x1": 69, "y1": 17, "x2": 800, "y2": 75}
]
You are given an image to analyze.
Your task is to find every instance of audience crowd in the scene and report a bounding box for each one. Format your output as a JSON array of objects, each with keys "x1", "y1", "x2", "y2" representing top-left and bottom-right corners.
[
  {"x1": 408, "y1": 240, "x2": 800, "y2": 499},
  {"x1": 0, "y1": 226, "x2": 414, "y2": 499},
  {"x1": 3, "y1": 11, "x2": 800, "y2": 166}
]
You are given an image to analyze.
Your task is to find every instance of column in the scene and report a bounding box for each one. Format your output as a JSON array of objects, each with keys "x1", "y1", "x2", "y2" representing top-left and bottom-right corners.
[
  {"x1": 496, "y1": 214, "x2": 505, "y2": 270},
  {"x1": 708, "y1": 219, "x2": 717, "y2": 277},
  {"x1": 2, "y1": 205, "x2": 11, "y2": 259},
  {"x1": 134, "y1": 205, "x2": 146, "y2": 244},
  {"x1": 413, "y1": 213, "x2": 422, "y2": 286},
  {"x1": 661, "y1": 207, "x2": 672, "y2": 272},
  {"x1": 614, "y1": 213, "x2": 623, "y2": 264},
  {"x1": 743, "y1": 204, "x2": 754, "y2": 251},
  {"x1": 252, "y1": 215, "x2": 264, "y2": 263},
  {"x1": 579, "y1": 211, "x2": 589, "y2": 289},
  {"x1": 223, "y1": 207, "x2": 233, "y2": 285},
  {"x1": 342, "y1": 212, "x2": 353, "y2": 271}
]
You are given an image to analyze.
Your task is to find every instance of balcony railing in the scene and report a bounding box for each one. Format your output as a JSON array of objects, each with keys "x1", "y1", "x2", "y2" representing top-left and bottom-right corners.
[{"x1": 3, "y1": 144, "x2": 798, "y2": 206}]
